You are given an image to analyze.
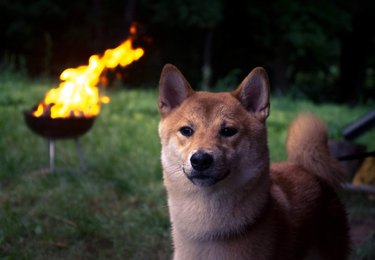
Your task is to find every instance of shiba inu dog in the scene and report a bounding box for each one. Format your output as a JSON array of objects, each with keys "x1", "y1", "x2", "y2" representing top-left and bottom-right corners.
[{"x1": 158, "y1": 64, "x2": 350, "y2": 259}]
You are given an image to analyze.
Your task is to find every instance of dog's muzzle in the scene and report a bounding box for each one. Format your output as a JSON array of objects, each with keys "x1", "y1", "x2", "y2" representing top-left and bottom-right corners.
[{"x1": 184, "y1": 151, "x2": 229, "y2": 187}]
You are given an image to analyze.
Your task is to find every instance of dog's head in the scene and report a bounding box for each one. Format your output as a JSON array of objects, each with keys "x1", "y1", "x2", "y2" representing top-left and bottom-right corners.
[{"x1": 158, "y1": 64, "x2": 270, "y2": 189}]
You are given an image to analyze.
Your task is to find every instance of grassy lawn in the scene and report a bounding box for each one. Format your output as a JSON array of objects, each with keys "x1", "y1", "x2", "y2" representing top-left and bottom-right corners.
[{"x1": 1, "y1": 72, "x2": 374, "y2": 259}]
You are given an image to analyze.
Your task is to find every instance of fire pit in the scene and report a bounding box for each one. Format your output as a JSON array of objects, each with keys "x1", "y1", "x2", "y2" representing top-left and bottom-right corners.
[
  {"x1": 23, "y1": 23, "x2": 144, "y2": 173},
  {"x1": 23, "y1": 109, "x2": 96, "y2": 173},
  {"x1": 23, "y1": 110, "x2": 96, "y2": 172},
  {"x1": 23, "y1": 110, "x2": 96, "y2": 139}
]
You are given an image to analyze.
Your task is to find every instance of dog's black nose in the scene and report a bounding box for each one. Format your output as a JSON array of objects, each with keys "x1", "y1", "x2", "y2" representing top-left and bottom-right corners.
[{"x1": 190, "y1": 152, "x2": 214, "y2": 171}]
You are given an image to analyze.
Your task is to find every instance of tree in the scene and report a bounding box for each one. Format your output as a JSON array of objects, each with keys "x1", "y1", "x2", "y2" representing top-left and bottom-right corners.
[
  {"x1": 263, "y1": 0, "x2": 351, "y2": 95},
  {"x1": 336, "y1": 0, "x2": 375, "y2": 103},
  {"x1": 141, "y1": 0, "x2": 223, "y2": 89}
]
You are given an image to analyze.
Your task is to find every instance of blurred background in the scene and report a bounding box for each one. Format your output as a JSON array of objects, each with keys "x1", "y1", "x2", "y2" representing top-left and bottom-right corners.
[{"x1": 1, "y1": 0, "x2": 374, "y2": 103}]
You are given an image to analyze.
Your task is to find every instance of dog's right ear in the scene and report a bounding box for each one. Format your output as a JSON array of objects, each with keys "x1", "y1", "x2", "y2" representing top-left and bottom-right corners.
[
  {"x1": 233, "y1": 67, "x2": 270, "y2": 122},
  {"x1": 158, "y1": 64, "x2": 194, "y2": 117}
]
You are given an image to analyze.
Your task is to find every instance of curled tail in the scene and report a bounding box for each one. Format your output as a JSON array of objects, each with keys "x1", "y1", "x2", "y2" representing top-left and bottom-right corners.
[{"x1": 287, "y1": 113, "x2": 346, "y2": 188}]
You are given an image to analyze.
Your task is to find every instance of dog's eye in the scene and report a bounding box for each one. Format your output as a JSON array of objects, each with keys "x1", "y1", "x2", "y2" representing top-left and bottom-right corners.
[
  {"x1": 179, "y1": 126, "x2": 194, "y2": 137},
  {"x1": 220, "y1": 127, "x2": 238, "y2": 137}
]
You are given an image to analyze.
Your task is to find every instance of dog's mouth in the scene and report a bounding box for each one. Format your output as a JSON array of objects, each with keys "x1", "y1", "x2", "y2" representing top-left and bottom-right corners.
[{"x1": 183, "y1": 169, "x2": 230, "y2": 187}]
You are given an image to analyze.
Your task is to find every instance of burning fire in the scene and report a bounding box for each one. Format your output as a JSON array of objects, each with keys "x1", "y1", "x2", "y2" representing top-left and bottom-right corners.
[{"x1": 33, "y1": 25, "x2": 144, "y2": 119}]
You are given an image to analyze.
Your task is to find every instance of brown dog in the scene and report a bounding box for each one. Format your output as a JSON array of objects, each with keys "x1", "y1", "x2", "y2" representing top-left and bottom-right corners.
[{"x1": 158, "y1": 64, "x2": 350, "y2": 259}]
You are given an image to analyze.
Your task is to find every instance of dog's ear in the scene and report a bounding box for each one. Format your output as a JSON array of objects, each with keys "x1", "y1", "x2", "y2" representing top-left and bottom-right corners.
[
  {"x1": 158, "y1": 64, "x2": 194, "y2": 117},
  {"x1": 233, "y1": 67, "x2": 270, "y2": 122}
]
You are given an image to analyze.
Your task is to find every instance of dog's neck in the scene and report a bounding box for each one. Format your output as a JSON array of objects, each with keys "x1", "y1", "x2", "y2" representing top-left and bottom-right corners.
[{"x1": 166, "y1": 167, "x2": 271, "y2": 242}]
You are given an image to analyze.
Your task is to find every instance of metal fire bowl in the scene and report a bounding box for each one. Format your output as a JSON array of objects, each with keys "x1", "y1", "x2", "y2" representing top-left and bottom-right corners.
[{"x1": 23, "y1": 110, "x2": 96, "y2": 139}]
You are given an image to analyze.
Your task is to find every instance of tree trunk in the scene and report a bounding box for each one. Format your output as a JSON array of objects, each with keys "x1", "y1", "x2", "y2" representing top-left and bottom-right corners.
[
  {"x1": 124, "y1": 0, "x2": 137, "y2": 31},
  {"x1": 201, "y1": 28, "x2": 214, "y2": 90},
  {"x1": 336, "y1": 11, "x2": 374, "y2": 103},
  {"x1": 93, "y1": 0, "x2": 103, "y2": 51},
  {"x1": 272, "y1": 45, "x2": 289, "y2": 94}
]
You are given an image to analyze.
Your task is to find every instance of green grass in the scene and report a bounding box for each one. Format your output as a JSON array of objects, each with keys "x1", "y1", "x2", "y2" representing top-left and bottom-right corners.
[{"x1": 1, "y1": 72, "x2": 374, "y2": 259}]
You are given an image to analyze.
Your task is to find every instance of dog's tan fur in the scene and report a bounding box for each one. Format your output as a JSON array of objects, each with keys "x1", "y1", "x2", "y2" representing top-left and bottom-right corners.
[{"x1": 158, "y1": 64, "x2": 350, "y2": 260}]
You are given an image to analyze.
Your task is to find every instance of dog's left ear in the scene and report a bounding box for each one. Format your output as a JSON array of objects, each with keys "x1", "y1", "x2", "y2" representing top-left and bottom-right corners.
[
  {"x1": 158, "y1": 64, "x2": 194, "y2": 117},
  {"x1": 233, "y1": 67, "x2": 270, "y2": 122}
]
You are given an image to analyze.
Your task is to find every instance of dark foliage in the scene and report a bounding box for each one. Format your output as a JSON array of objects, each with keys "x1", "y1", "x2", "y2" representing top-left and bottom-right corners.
[{"x1": 1, "y1": 0, "x2": 374, "y2": 102}]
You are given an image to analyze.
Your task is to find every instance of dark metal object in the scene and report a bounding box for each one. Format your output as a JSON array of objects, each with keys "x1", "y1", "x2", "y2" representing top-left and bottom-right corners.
[
  {"x1": 23, "y1": 110, "x2": 96, "y2": 139},
  {"x1": 337, "y1": 151, "x2": 375, "y2": 161},
  {"x1": 343, "y1": 110, "x2": 375, "y2": 140},
  {"x1": 46, "y1": 138, "x2": 86, "y2": 172},
  {"x1": 341, "y1": 183, "x2": 375, "y2": 195},
  {"x1": 23, "y1": 109, "x2": 95, "y2": 172},
  {"x1": 339, "y1": 109, "x2": 375, "y2": 162}
]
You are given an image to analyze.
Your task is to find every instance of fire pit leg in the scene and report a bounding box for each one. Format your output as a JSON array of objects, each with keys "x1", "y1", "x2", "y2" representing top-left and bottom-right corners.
[
  {"x1": 75, "y1": 138, "x2": 86, "y2": 171},
  {"x1": 48, "y1": 138, "x2": 55, "y2": 172}
]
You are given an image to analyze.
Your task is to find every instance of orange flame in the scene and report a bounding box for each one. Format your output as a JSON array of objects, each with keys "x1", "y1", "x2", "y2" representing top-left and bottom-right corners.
[{"x1": 33, "y1": 24, "x2": 144, "y2": 118}]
